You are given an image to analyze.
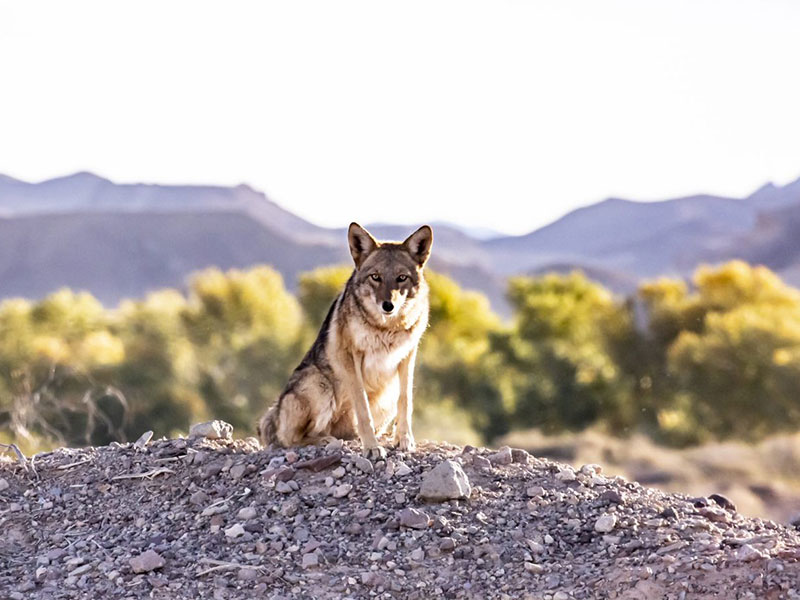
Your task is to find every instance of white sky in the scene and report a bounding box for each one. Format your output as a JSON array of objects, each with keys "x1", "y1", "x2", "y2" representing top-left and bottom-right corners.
[{"x1": 1, "y1": 1, "x2": 800, "y2": 235}]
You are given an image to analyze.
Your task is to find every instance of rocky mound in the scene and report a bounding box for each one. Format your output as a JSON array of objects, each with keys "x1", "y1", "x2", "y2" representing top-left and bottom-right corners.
[{"x1": 2, "y1": 429, "x2": 800, "y2": 599}]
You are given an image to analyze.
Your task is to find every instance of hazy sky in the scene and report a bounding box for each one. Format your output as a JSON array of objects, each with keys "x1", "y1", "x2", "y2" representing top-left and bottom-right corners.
[{"x1": 1, "y1": 1, "x2": 799, "y2": 235}]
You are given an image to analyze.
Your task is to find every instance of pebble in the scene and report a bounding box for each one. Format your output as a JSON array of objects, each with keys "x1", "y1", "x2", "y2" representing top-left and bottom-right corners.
[
  {"x1": 229, "y1": 463, "x2": 247, "y2": 480},
  {"x1": 333, "y1": 483, "x2": 353, "y2": 498},
  {"x1": 129, "y1": 550, "x2": 165, "y2": 574},
  {"x1": 395, "y1": 461, "x2": 413, "y2": 477},
  {"x1": 556, "y1": 468, "x2": 577, "y2": 482},
  {"x1": 325, "y1": 438, "x2": 344, "y2": 452},
  {"x1": 736, "y1": 544, "x2": 766, "y2": 562},
  {"x1": 488, "y1": 446, "x2": 513, "y2": 466},
  {"x1": 473, "y1": 455, "x2": 492, "y2": 469},
  {"x1": 419, "y1": 460, "x2": 472, "y2": 502},
  {"x1": 224, "y1": 523, "x2": 245, "y2": 538},
  {"x1": 526, "y1": 486, "x2": 544, "y2": 497},
  {"x1": 399, "y1": 507, "x2": 430, "y2": 530},
  {"x1": 511, "y1": 448, "x2": 530, "y2": 464},
  {"x1": 237, "y1": 507, "x2": 257, "y2": 520},
  {"x1": 332, "y1": 466, "x2": 346, "y2": 478},
  {"x1": 238, "y1": 568, "x2": 258, "y2": 580},
  {"x1": 524, "y1": 561, "x2": 544, "y2": 574},
  {"x1": 188, "y1": 420, "x2": 233, "y2": 440},
  {"x1": 0, "y1": 478, "x2": 8, "y2": 492},
  {"x1": 276, "y1": 481, "x2": 293, "y2": 494},
  {"x1": 302, "y1": 552, "x2": 319, "y2": 568},
  {"x1": 354, "y1": 455, "x2": 375, "y2": 474},
  {"x1": 410, "y1": 548, "x2": 425, "y2": 561},
  {"x1": 595, "y1": 514, "x2": 617, "y2": 533}
]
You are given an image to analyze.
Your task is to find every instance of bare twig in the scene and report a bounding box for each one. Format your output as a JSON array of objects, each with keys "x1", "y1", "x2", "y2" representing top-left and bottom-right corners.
[
  {"x1": 196, "y1": 558, "x2": 264, "y2": 577},
  {"x1": 111, "y1": 467, "x2": 175, "y2": 481},
  {"x1": 56, "y1": 458, "x2": 92, "y2": 470}
]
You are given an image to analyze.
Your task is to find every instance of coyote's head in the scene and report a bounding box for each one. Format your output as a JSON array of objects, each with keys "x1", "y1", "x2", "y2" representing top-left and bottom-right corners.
[{"x1": 347, "y1": 223, "x2": 433, "y2": 326}]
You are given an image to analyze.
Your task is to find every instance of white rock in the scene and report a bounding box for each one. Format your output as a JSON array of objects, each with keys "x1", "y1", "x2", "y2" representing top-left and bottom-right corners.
[
  {"x1": 410, "y1": 548, "x2": 425, "y2": 561},
  {"x1": 0, "y1": 478, "x2": 9, "y2": 492},
  {"x1": 488, "y1": 446, "x2": 513, "y2": 466},
  {"x1": 224, "y1": 523, "x2": 245, "y2": 538},
  {"x1": 419, "y1": 460, "x2": 471, "y2": 502},
  {"x1": 736, "y1": 544, "x2": 766, "y2": 562},
  {"x1": 129, "y1": 550, "x2": 165, "y2": 574},
  {"x1": 594, "y1": 513, "x2": 617, "y2": 533},
  {"x1": 332, "y1": 467, "x2": 346, "y2": 479},
  {"x1": 189, "y1": 420, "x2": 233, "y2": 440},
  {"x1": 333, "y1": 483, "x2": 352, "y2": 498},
  {"x1": 302, "y1": 552, "x2": 319, "y2": 568},
  {"x1": 556, "y1": 468, "x2": 576, "y2": 482},
  {"x1": 237, "y1": 507, "x2": 257, "y2": 520},
  {"x1": 353, "y1": 455, "x2": 374, "y2": 474},
  {"x1": 275, "y1": 481, "x2": 293, "y2": 494},
  {"x1": 395, "y1": 461, "x2": 413, "y2": 477}
]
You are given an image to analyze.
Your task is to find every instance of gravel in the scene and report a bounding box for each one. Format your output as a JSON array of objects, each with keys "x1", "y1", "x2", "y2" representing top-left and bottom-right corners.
[{"x1": 2, "y1": 433, "x2": 800, "y2": 599}]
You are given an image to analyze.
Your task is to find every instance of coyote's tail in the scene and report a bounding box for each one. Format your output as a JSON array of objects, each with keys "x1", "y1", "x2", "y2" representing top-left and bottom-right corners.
[{"x1": 257, "y1": 404, "x2": 280, "y2": 447}]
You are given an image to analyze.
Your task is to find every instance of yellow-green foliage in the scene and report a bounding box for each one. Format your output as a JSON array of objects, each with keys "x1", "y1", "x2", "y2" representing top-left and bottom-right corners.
[{"x1": 4, "y1": 259, "x2": 800, "y2": 451}]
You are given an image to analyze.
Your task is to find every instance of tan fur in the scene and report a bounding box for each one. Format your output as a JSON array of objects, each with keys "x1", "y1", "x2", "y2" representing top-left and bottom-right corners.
[{"x1": 258, "y1": 223, "x2": 432, "y2": 459}]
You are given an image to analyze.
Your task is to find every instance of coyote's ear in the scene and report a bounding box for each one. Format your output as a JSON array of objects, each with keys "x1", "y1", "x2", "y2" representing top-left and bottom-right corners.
[
  {"x1": 403, "y1": 225, "x2": 433, "y2": 268},
  {"x1": 348, "y1": 222, "x2": 378, "y2": 268}
]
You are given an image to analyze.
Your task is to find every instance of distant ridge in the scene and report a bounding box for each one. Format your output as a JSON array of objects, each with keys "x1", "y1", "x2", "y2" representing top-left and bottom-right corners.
[{"x1": 1, "y1": 170, "x2": 800, "y2": 311}]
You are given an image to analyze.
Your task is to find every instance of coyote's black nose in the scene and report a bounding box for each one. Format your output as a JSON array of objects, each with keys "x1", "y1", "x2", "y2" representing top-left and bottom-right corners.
[{"x1": 382, "y1": 301, "x2": 394, "y2": 313}]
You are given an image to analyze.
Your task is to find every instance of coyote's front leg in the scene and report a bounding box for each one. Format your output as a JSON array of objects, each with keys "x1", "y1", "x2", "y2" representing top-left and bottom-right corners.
[
  {"x1": 349, "y1": 353, "x2": 387, "y2": 461},
  {"x1": 393, "y1": 347, "x2": 417, "y2": 452}
]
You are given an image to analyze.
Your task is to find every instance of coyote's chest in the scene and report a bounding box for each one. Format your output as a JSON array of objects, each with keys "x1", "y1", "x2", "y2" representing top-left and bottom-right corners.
[{"x1": 352, "y1": 325, "x2": 418, "y2": 393}]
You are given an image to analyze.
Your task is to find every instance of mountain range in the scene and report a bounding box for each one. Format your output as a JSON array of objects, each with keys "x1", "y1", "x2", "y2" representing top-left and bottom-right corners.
[{"x1": 1, "y1": 171, "x2": 799, "y2": 315}]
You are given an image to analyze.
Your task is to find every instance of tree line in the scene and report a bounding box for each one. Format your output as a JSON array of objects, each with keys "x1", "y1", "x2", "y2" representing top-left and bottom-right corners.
[{"x1": 2, "y1": 260, "x2": 799, "y2": 451}]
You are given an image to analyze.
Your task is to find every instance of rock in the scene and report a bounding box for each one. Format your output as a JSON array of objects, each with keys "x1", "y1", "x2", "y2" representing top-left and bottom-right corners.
[
  {"x1": 332, "y1": 466, "x2": 346, "y2": 478},
  {"x1": 472, "y1": 455, "x2": 492, "y2": 469},
  {"x1": 399, "y1": 507, "x2": 430, "y2": 530},
  {"x1": 736, "y1": 544, "x2": 766, "y2": 562},
  {"x1": 189, "y1": 420, "x2": 233, "y2": 440},
  {"x1": 274, "y1": 466, "x2": 295, "y2": 482},
  {"x1": 439, "y1": 537, "x2": 456, "y2": 552},
  {"x1": 699, "y1": 507, "x2": 730, "y2": 524},
  {"x1": 0, "y1": 478, "x2": 9, "y2": 492},
  {"x1": 353, "y1": 455, "x2": 374, "y2": 474},
  {"x1": 488, "y1": 446, "x2": 513, "y2": 466},
  {"x1": 511, "y1": 448, "x2": 530, "y2": 464},
  {"x1": 229, "y1": 463, "x2": 247, "y2": 480},
  {"x1": 295, "y1": 453, "x2": 342, "y2": 472},
  {"x1": 594, "y1": 514, "x2": 617, "y2": 533},
  {"x1": 129, "y1": 550, "x2": 165, "y2": 574},
  {"x1": 553, "y1": 592, "x2": 569, "y2": 600},
  {"x1": 395, "y1": 461, "x2": 413, "y2": 477},
  {"x1": 237, "y1": 568, "x2": 258, "y2": 580},
  {"x1": 600, "y1": 490, "x2": 624, "y2": 504},
  {"x1": 133, "y1": 430, "x2": 153, "y2": 448},
  {"x1": 302, "y1": 552, "x2": 319, "y2": 568},
  {"x1": 410, "y1": 548, "x2": 424, "y2": 561},
  {"x1": 709, "y1": 493, "x2": 737, "y2": 512},
  {"x1": 524, "y1": 561, "x2": 544, "y2": 574},
  {"x1": 237, "y1": 507, "x2": 257, "y2": 520},
  {"x1": 526, "y1": 485, "x2": 544, "y2": 497},
  {"x1": 556, "y1": 468, "x2": 577, "y2": 482},
  {"x1": 224, "y1": 523, "x2": 245, "y2": 538},
  {"x1": 419, "y1": 460, "x2": 471, "y2": 502},
  {"x1": 333, "y1": 483, "x2": 352, "y2": 498},
  {"x1": 189, "y1": 490, "x2": 209, "y2": 506},
  {"x1": 275, "y1": 481, "x2": 293, "y2": 494}
]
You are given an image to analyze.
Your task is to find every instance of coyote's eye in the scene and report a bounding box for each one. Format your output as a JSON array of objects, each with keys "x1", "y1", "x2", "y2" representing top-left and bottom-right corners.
[
  {"x1": 370, "y1": 273, "x2": 381, "y2": 282},
  {"x1": 396, "y1": 274, "x2": 408, "y2": 283}
]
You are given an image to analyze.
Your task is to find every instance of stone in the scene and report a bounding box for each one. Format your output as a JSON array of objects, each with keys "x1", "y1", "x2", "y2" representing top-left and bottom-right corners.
[
  {"x1": 524, "y1": 561, "x2": 544, "y2": 574},
  {"x1": 511, "y1": 448, "x2": 530, "y2": 464},
  {"x1": 526, "y1": 486, "x2": 544, "y2": 497},
  {"x1": 302, "y1": 552, "x2": 319, "y2": 568},
  {"x1": 736, "y1": 544, "x2": 766, "y2": 562},
  {"x1": 488, "y1": 446, "x2": 513, "y2": 466},
  {"x1": 325, "y1": 438, "x2": 344, "y2": 452},
  {"x1": 133, "y1": 430, "x2": 153, "y2": 448},
  {"x1": 353, "y1": 455, "x2": 374, "y2": 474},
  {"x1": 556, "y1": 468, "x2": 576, "y2": 482},
  {"x1": 709, "y1": 493, "x2": 737, "y2": 512},
  {"x1": 419, "y1": 460, "x2": 471, "y2": 502},
  {"x1": 594, "y1": 514, "x2": 617, "y2": 533},
  {"x1": 399, "y1": 507, "x2": 430, "y2": 530},
  {"x1": 129, "y1": 550, "x2": 165, "y2": 574},
  {"x1": 274, "y1": 466, "x2": 295, "y2": 482},
  {"x1": 237, "y1": 568, "x2": 258, "y2": 581},
  {"x1": 333, "y1": 483, "x2": 352, "y2": 498},
  {"x1": 188, "y1": 420, "x2": 233, "y2": 440},
  {"x1": 410, "y1": 548, "x2": 424, "y2": 561},
  {"x1": 237, "y1": 507, "x2": 257, "y2": 520},
  {"x1": 225, "y1": 523, "x2": 245, "y2": 538},
  {"x1": 229, "y1": 463, "x2": 247, "y2": 480},
  {"x1": 0, "y1": 478, "x2": 9, "y2": 492},
  {"x1": 395, "y1": 461, "x2": 413, "y2": 477},
  {"x1": 276, "y1": 481, "x2": 293, "y2": 494},
  {"x1": 439, "y1": 537, "x2": 456, "y2": 552},
  {"x1": 332, "y1": 466, "x2": 346, "y2": 478},
  {"x1": 472, "y1": 455, "x2": 492, "y2": 469},
  {"x1": 295, "y1": 453, "x2": 342, "y2": 472}
]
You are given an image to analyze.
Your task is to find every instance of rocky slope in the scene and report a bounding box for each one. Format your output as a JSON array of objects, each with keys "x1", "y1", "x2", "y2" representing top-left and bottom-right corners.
[{"x1": 2, "y1": 429, "x2": 800, "y2": 599}]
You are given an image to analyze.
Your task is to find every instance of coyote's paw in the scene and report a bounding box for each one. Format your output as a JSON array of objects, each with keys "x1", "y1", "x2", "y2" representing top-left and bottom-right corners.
[
  {"x1": 364, "y1": 445, "x2": 387, "y2": 461},
  {"x1": 392, "y1": 431, "x2": 416, "y2": 452}
]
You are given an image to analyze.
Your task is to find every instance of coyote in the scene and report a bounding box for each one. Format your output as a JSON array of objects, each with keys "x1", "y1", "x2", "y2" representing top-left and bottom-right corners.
[{"x1": 258, "y1": 223, "x2": 432, "y2": 459}]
